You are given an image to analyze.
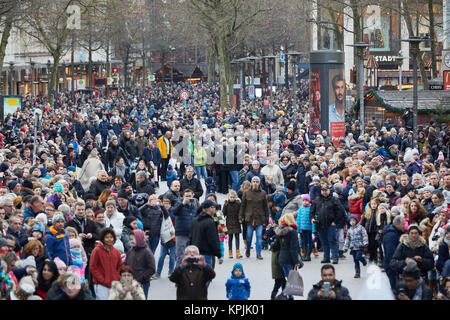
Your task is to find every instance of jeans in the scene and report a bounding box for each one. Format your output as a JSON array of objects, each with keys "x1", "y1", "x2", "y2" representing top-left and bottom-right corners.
[
  {"x1": 230, "y1": 170, "x2": 239, "y2": 192},
  {"x1": 157, "y1": 242, "x2": 176, "y2": 274},
  {"x1": 336, "y1": 228, "x2": 345, "y2": 251},
  {"x1": 203, "y1": 254, "x2": 214, "y2": 288},
  {"x1": 194, "y1": 166, "x2": 208, "y2": 180},
  {"x1": 148, "y1": 236, "x2": 160, "y2": 254},
  {"x1": 246, "y1": 225, "x2": 263, "y2": 255},
  {"x1": 318, "y1": 225, "x2": 339, "y2": 261},
  {"x1": 94, "y1": 284, "x2": 110, "y2": 300},
  {"x1": 351, "y1": 249, "x2": 364, "y2": 272},
  {"x1": 142, "y1": 281, "x2": 150, "y2": 300},
  {"x1": 385, "y1": 267, "x2": 397, "y2": 291},
  {"x1": 175, "y1": 235, "x2": 190, "y2": 266}
]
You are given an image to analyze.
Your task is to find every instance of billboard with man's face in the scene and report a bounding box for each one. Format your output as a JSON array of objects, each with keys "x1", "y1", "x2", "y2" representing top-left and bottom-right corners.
[
  {"x1": 328, "y1": 69, "x2": 345, "y2": 147},
  {"x1": 309, "y1": 68, "x2": 321, "y2": 134}
]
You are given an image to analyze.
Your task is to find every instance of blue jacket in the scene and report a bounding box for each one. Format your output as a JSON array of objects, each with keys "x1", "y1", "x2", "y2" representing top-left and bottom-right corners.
[
  {"x1": 296, "y1": 165, "x2": 310, "y2": 194},
  {"x1": 382, "y1": 224, "x2": 403, "y2": 270},
  {"x1": 172, "y1": 200, "x2": 198, "y2": 237},
  {"x1": 297, "y1": 205, "x2": 314, "y2": 231},
  {"x1": 143, "y1": 146, "x2": 162, "y2": 168},
  {"x1": 46, "y1": 226, "x2": 73, "y2": 266},
  {"x1": 226, "y1": 263, "x2": 250, "y2": 300},
  {"x1": 309, "y1": 184, "x2": 321, "y2": 202},
  {"x1": 405, "y1": 160, "x2": 422, "y2": 177}
]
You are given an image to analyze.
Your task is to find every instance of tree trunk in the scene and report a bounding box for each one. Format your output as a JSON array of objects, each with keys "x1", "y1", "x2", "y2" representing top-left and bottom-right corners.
[
  {"x1": 207, "y1": 45, "x2": 216, "y2": 85},
  {"x1": 88, "y1": 43, "x2": 93, "y2": 90},
  {"x1": 428, "y1": 0, "x2": 437, "y2": 79},
  {"x1": 0, "y1": 16, "x2": 13, "y2": 92},
  {"x1": 48, "y1": 54, "x2": 61, "y2": 106},
  {"x1": 216, "y1": 33, "x2": 232, "y2": 110}
]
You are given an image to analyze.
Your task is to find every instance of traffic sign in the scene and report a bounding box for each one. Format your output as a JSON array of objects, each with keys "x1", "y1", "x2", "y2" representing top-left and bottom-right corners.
[
  {"x1": 180, "y1": 90, "x2": 189, "y2": 100},
  {"x1": 149, "y1": 74, "x2": 155, "y2": 82},
  {"x1": 280, "y1": 54, "x2": 285, "y2": 62}
]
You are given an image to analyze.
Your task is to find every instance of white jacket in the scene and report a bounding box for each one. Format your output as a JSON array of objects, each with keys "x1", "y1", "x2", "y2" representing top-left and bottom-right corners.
[
  {"x1": 429, "y1": 220, "x2": 449, "y2": 251},
  {"x1": 261, "y1": 164, "x2": 284, "y2": 186},
  {"x1": 78, "y1": 157, "x2": 104, "y2": 192},
  {"x1": 104, "y1": 210, "x2": 125, "y2": 253}
]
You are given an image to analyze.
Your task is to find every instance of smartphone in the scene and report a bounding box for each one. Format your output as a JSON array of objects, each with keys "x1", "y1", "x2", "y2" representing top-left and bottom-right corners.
[
  {"x1": 323, "y1": 282, "x2": 330, "y2": 296},
  {"x1": 189, "y1": 198, "x2": 195, "y2": 203},
  {"x1": 187, "y1": 257, "x2": 198, "y2": 263},
  {"x1": 150, "y1": 200, "x2": 158, "y2": 206}
]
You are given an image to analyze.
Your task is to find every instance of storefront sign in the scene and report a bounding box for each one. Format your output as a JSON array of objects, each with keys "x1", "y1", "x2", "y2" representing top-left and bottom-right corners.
[{"x1": 444, "y1": 70, "x2": 450, "y2": 91}]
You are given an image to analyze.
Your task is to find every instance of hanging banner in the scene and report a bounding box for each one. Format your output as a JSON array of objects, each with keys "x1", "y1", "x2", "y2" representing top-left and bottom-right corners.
[
  {"x1": 328, "y1": 68, "x2": 346, "y2": 146},
  {"x1": 76, "y1": 79, "x2": 86, "y2": 90},
  {"x1": 309, "y1": 68, "x2": 321, "y2": 134}
]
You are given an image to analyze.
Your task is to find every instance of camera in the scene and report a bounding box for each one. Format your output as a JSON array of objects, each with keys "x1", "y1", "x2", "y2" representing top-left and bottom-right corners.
[{"x1": 187, "y1": 257, "x2": 198, "y2": 263}]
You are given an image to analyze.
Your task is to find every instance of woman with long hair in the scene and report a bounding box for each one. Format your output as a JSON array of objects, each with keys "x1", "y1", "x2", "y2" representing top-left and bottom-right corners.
[
  {"x1": 407, "y1": 199, "x2": 428, "y2": 225},
  {"x1": 36, "y1": 260, "x2": 59, "y2": 299},
  {"x1": 360, "y1": 198, "x2": 380, "y2": 262},
  {"x1": 238, "y1": 180, "x2": 251, "y2": 250},
  {"x1": 98, "y1": 189, "x2": 112, "y2": 208}
]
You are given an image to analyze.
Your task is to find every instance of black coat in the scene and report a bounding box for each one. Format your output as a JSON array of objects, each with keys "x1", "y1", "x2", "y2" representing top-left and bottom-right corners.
[
  {"x1": 139, "y1": 204, "x2": 168, "y2": 237},
  {"x1": 136, "y1": 179, "x2": 155, "y2": 195},
  {"x1": 88, "y1": 179, "x2": 112, "y2": 198},
  {"x1": 189, "y1": 211, "x2": 221, "y2": 258},
  {"x1": 222, "y1": 200, "x2": 241, "y2": 234},
  {"x1": 65, "y1": 216, "x2": 99, "y2": 256},
  {"x1": 389, "y1": 235, "x2": 434, "y2": 277},
  {"x1": 309, "y1": 193, "x2": 346, "y2": 230},
  {"x1": 118, "y1": 202, "x2": 142, "y2": 221},
  {"x1": 180, "y1": 177, "x2": 204, "y2": 200},
  {"x1": 272, "y1": 225, "x2": 300, "y2": 265}
]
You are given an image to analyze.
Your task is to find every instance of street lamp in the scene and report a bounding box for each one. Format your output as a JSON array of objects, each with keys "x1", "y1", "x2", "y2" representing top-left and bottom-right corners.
[
  {"x1": 401, "y1": 36, "x2": 425, "y2": 148},
  {"x1": 263, "y1": 55, "x2": 276, "y2": 118},
  {"x1": 9, "y1": 62, "x2": 14, "y2": 96},
  {"x1": 346, "y1": 42, "x2": 371, "y2": 134},
  {"x1": 287, "y1": 51, "x2": 303, "y2": 112},
  {"x1": 394, "y1": 51, "x2": 404, "y2": 91},
  {"x1": 30, "y1": 61, "x2": 35, "y2": 98},
  {"x1": 236, "y1": 57, "x2": 249, "y2": 106},
  {"x1": 247, "y1": 56, "x2": 260, "y2": 106}
]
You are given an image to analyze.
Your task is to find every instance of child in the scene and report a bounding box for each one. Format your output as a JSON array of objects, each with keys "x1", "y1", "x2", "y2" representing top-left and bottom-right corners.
[
  {"x1": 205, "y1": 177, "x2": 217, "y2": 195},
  {"x1": 166, "y1": 164, "x2": 177, "y2": 188},
  {"x1": 69, "y1": 238, "x2": 87, "y2": 285},
  {"x1": 349, "y1": 188, "x2": 365, "y2": 222},
  {"x1": 262, "y1": 219, "x2": 276, "y2": 250},
  {"x1": 270, "y1": 187, "x2": 285, "y2": 224},
  {"x1": 297, "y1": 194, "x2": 314, "y2": 261},
  {"x1": 344, "y1": 215, "x2": 368, "y2": 278},
  {"x1": 309, "y1": 176, "x2": 321, "y2": 201},
  {"x1": 222, "y1": 190, "x2": 242, "y2": 259},
  {"x1": 207, "y1": 194, "x2": 228, "y2": 259},
  {"x1": 225, "y1": 262, "x2": 250, "y2": 300}
]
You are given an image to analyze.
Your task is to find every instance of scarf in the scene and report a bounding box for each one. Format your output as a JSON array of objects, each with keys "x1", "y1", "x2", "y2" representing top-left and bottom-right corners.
[
  {"x1": 279, "y1": 161, "x2": 291, "y2": 170},
  {"x1": 115, "y1": 164, "x2": 127, "y2": 178},
  {"x1": 407, "y1": 237, "x2": 422, "y2": 250}
]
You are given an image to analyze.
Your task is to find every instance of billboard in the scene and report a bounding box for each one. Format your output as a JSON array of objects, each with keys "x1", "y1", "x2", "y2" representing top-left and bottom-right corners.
[
  {"x1": 328, "y1": 68, "x2": 345, "y2": 147},
  {"x1": 3, "y1": 97, "x2": 22, "y2": 119},
  {"x1": 309, "y1": 68, "x2": 321, "y2": 134}
]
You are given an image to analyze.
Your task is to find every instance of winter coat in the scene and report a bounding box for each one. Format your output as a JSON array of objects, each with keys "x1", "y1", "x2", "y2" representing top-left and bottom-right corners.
[
  {"x1": 172, "y1": 200, "x2": 198, "y2": 237},
  {"x1": 360, "y1": 210, "x2": 378, "y2": 234},
  {"x1": 348, "y1": 196, "x2": 363, "y2": 220},
  {"x1": 309, "y1": 193, "x2": 346, "y2": 230},
  {"x1": 79, "y1": 157, "x2": 104, "y2": 192},
  {"x1": 108, "y1": 279, "x2": 146, "y2": 300},
  {"x1": 47, "y1": 285, "x2": 94, "y2": 300},
  {"x1": 271, "y1": 224, "x2": 300, "y2": 265},
  {"x1": 245, "y1": 169, "x2": 267, "y2": 190},
  {"x1": 65, "y1": 216, "x2": 99, "y2": 256},
  {"x1": 46, "y1": 226, "x2": 73, "y2": 266},
  {"x1": 307, "y1": 280, "x2": 352, "y2": 300},
  {"x1": 190, "y1": 211, "x2": 222, "y2": 258},
  {"x1": 180, "y1": 177, "x2": 204, "y2": 200},
  {"x1": 104, "y1": 210, "x2": 125, "y2": 253},
  {"x1": 239, "y1": 188, "x2": 270, "y2": 227},
  {"x1": 156, "y1": 136, "x2": 173, "y2": 159},
  {"x1": 169, "y1": 263, "x2": 215, "y2": 300},
  {"x1": 139, "y1": 204, "x2": 168, "y2": 237},
  {"x1": 389, "y1": 234, "x2": 434, "y2": 277},
  {"x1": 106, "y1": 144, "x2": 128, "y2": 169},
  {"x1": 344, "y1": 224, "x2": 368, "y2": 250},
  {"x1": 261, "y1": 164, "x2": 284, "y2": 186},
  {"x1": 89, "y1": 241, "x2": 123, "y2": 288},
  {"x1": 296, "y1": 164, "x2": 311, "y2": 194},
  {"x1": 282, "y1": 193, "x2": 302, "y2": 219},
  {"x1": 142, "y1": 146, "x2": 162, "y2": 168},
  {"x1": 125, "y1": 239, "x2": 155, "y2": 284},
  {"x1": 297, "y1": 205, "x2": 313, "y2": 231},
  {"x1": 118, "y1": 202, "x2": 142, "y2": 221},
  {"x1": 193, "y1": 147, "x2": 207, "y2": 167},
  {"x1": 222, "y1": 200, "x2": 242, "y2": 234},
  {"x1": 271, "y1": 250, "x2": 285, "y2": 280},
  {"x1": 226, "y1": 263, "x2": 251, "y2": 300},
  {"x1": 280, "y1": 162, "x2": 297, "y2": 185},
  {"x1": 136, "y1": 179, "x2": 155, "y2": 195},
  {"x1": 436, "y1": 238, "x2": 450, "y2": 273},
  {"x1": 382, "y1": 224, "x2": 404, "y2": 270},
  {"x1": 89, "y1": 179, "x2": 112, "y2": 198},
  {"x1": 158, "y1": 189, "x2": 181, "y2": 205}
]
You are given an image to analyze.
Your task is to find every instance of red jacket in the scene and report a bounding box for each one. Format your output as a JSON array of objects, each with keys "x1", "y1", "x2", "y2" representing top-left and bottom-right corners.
[
  {"x1": 89, "y1": 241, "x2": 123, "y2": 288},
  {"x1": 349, "y1": 198, "x2": 363, "y2": 218}
]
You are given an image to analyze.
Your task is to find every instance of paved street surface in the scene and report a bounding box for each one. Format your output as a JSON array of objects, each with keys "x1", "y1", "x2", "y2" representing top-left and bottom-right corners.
[{"x1": 147, "y1": 180, "x2": 394, "y2": 300}]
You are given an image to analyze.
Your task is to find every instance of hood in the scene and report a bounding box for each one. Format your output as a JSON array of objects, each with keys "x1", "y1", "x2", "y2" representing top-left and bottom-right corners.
[
  {"x1": 231, "y1": 262, "x2": 245, "y2": 279},
  {"x1": 275, "y1": 224, "x2": 295, "y2": 237},
  {"x1": 382, "y1": 224, "x2": 402, "y2": 236},
  {"x1": 400, "y1": 234, "x2": 426, "y2": 248},
  {"x1": 197, "y1": 211, "x2": 213, "y2": 221},
  {"x1": 133, "y1": 229, "x2": 146, "y2": 247}
]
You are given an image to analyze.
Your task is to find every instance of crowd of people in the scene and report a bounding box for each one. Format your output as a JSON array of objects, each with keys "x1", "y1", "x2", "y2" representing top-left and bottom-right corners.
[{"x1": 0, "y1": 80, "x2": 449, "y2": 301}]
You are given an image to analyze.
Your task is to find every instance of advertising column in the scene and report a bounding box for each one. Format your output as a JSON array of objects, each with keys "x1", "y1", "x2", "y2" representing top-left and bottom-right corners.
[{"x1": 309, "y1": 50, "x2": 345, "y2": 147}]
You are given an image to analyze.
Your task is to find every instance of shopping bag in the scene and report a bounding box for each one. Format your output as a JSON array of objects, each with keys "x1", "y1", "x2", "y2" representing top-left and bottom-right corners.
[
  {"x1": 160, "y1": 216, "x2": 176, "y2": 244},
  {"x1": 284, "y1": 270, "x2": 304, "y2": 296}
]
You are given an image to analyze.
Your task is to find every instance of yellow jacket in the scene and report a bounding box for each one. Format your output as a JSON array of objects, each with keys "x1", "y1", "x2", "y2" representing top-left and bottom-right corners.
[{"x1": 157, "y1": 136, "x2": 173, "y2": 159}]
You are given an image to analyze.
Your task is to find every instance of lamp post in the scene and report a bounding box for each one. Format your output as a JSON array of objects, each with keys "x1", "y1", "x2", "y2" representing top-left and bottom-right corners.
[
  {"x1": 247, "y1": 56, "x2": 259, "y2": 108},
  {"x1": 401, "y1": 36, "x2": 425, "y2": 148},
  {"x1": 263, "y1": 55, "x2": 276, "y2": 118},
  {"x1": 346, "y1": 42, "x2": 370, "y2": 134},
  {"x1": 30, "y1": 61, "x2": 35, "y2": 98},
  {"x1": 287, "y1": 51, "x2": 302, "y2": 112},
  {"x1": 394, "y1": 51, "x2": 404, "y2": 91},
  {"x1": 9, "y1": 62, "x2": 14, "y2": 96},
  {"x1": 237, "y1": 57, "x2": 248, "y2": 106},
  {"x1": 47, "y1": 59, "x2": 51, "y2": 99}
]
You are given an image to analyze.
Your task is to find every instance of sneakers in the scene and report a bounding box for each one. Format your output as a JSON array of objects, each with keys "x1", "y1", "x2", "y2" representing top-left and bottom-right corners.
[
  {"x1": 256, "y1": 254, "x2": 263, "y2": 260},
  {"x1": 151, "y1": 273, "x2": 160, "y2": 280},
  {"x1": 339, "y1": 250, "x2": 346, "y2": 258},
  {"x1": 354, "y1": 271, "x2": 360, "y2": 278},
  {"x1": 245, "y1": 249, "x2": 250, "y2": 258},
  {"x1": 361, "y1": 255, "x2": 367, "y2": 266},
  {"x1": 332, "y1": 260, "x2": 339, "y2": 264},
  {"x1": 321, "y1": 259, "x2": 331, "y2": 263}
]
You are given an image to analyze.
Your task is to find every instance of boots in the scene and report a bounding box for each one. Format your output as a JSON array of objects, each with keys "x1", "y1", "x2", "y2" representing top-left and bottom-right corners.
[
  {"x1": 312, "y1": 248, "x2": 319, "y2": 257},
  {"x1": 244, "y1": 240, "x2": 247, "y2": 249},
  {"x1": 303, "y1": 247, "x2": 311, "y2": 261},
  {"x1": 354, "y1": 270, "x2": 360, "y2": 278},
  {"x1": 301, "y1": 248, "x2": 305, "y2": 258},
  {"x1": 236, "y1": 249, "x2": 243, "y2": 259},
  {"x1": 229, "y1": 250, "x2": 233, "y2": 259},
  {"x1": 339, "y1": 250, "x2": 346, "y2": 258}
]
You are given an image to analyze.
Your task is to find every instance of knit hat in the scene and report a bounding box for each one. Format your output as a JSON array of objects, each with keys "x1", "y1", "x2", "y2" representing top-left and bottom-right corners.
[
  {"x1": 408, "y1": 224, "x2": 421, "y2": 235},
  {"x1": 301, "y1": 194, "x2": 311, "y2": 202},
  {"x1": 286, "y1": 181, "x2": 296, "y2": 191},
  {"x1": 57, "y1": 204, "x2": 71, "y2": 217},
  {"x1": 84, "y1": 193, "x2": 97, "y2": 201},
  {"x1": 423, "y1": 186, "x2": 435, "y2": 193},
  {"x1": 402, "y1": 259, "x2": 420, "y2": 279},
  {"x1": 22, "y1": 179, "x2": 33, "y2": 189},
  {"x1": 133, "y1": 229, "x2": 145, "y2": 247},
  {"x1": 69, "y1": 238, "x2": 82, "y2": 249},
  {"x1": 333, "y1": 183, "x2": 344, "y2": 194},
  {"x1": 22, "y1": 256, "x2": 36, "y2": 269},
  {"x1": 7, "y1": 180, "x2": 19, "y2": 191},
  {"x1": 17, "y1": 276, "x2": 36, "y2": 295},
  {"x1": 32, "y1": 221, "x2": 45, "y2": 235},
  {"x1": 275, "y1": 186, "x2": 284, "y2": 193},
  {"x1": 348, "y1": 214, "x2": 359, "y2": 223},
  {"x1": 117, "y1": 189, "x2": 128, "y2": 199},
  {"x1": 53, "y1": 183, "x2": 64, "y2": 192},
  {"x1": 68, "y1": 166, "x2": 76, "y2": 172},
  {"x1": 378, "y1": 203, "x2": 390, "y2": 211},
  {"x1": 377, "y1": 181, "x2": 385, "y2": 190},
  {"x1": 201, "y1": 200, "x2": 220, "y2": 210},
  {"x1": 52, "y1": 212, "x2": 65, "y2": 224},
  {"x1": 438, "y1": 152, "x2": 445, "y2": 161},
  {"x1": 252, "y1": 160, "x2": 260, "y2": 166},
  {"x1": 251, "y1": 176, "x2": 260, "y2": 183},
  {"x1": 312, "y1": 175, "x2": 320, "y2": 182},
  {"x1": 35, "y1": 213, "x2": 48, "y2": 226},
  {"x1": 363, "y1": 177, "x2": 371, "y2": 185}
]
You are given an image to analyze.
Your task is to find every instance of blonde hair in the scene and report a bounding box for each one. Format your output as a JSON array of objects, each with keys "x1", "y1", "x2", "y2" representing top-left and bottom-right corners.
[
  {"x1": 228, "y1": 190, "x2": 237, "y2": 200},
  {"x1": 279, "y1": 213, "x2": 296, "y2": 226}
]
